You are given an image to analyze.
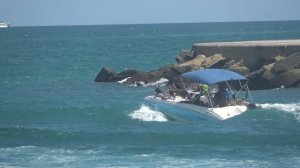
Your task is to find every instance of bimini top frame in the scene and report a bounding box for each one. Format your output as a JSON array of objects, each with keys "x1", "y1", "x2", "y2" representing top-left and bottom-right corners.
[
  {"x1": 181, "y1": 69, "x2": 247, "y2": 85},
  {"x1": 181, "y1": 69, "x2": 253, "y2": 108}
]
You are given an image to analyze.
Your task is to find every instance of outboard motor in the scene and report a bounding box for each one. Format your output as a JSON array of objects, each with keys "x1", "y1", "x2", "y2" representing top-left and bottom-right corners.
[{"x1": 247, "y1": 103, "x2": 261, "y2": 109}]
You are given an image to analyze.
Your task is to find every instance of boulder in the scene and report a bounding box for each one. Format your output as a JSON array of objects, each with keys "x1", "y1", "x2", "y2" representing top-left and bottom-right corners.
[
  {"x1": 126, "y1": 71, "x2": 148, "y2": 83},
  {"x1": 263, "y1": 55, "x2": 285, "y2": 65},
  {"x1": 223, "y1": 59, "x2": 236, "y2": 69},
  {"x1": 177, "y1": 54, "x2": 206, "y2": 69},
  {"x1": 158, "y1": 64, "x2": 174, "y2": 76},
  {"x1": 272, "y1": 69, "x2": 300, "y2": 88},
  {"x1": 167, "y1": 66, "x2": 192, "y2": 80},
  {"x1": 247, "y1": 63, "x2": 277, "y2": 90},
  {"x1": 260, "y1": 63, "x2": 277, "y2": 81},
  {"x1": 272, "y1": 52, "x2": 300, "y2": 74},
  {"x1": 201, "y1": 54, "x2": 226, "y2": 68},
  {"x1": 175, "y1": 49, "x2": 196, "y2": 64},
  {"x1": 146, "y1": 70, "x2": 164, "y2": 81},
  {"x1": 227, "y1": 59, "x2": 250, "y2": 75},
  {"x1": 95, "y1": 67, "x2": 116, "y2": 82},
  {"x1": 110, "y1": 69, "x2": 138, "y2": 81}
]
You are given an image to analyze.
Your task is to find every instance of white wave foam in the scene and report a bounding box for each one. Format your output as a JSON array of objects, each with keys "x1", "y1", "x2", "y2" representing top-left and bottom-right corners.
[
  {"x1": 129, "y1": 104, "x2": 168, "y2": 122},
  {"x1": 143, "y1": 78, "x2": 169, "y2": 87},
  {"x1": 260, "y1": 103, "x2": 300, "y2": 112},
  {"x1": 260, "y1": 103, "x2": 300, "y2": 121},
  {"x1": 117, "y1": 77, "x2": 131, "y2": 84},
  {"x1": 129, "y1": 78, "x2": 169, "y2": 87}
]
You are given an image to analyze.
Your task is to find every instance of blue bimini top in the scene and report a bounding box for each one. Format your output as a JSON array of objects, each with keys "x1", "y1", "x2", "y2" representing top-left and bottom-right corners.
[{"x1": 181, "y1": 69, "x2": 247, "y2": 85}]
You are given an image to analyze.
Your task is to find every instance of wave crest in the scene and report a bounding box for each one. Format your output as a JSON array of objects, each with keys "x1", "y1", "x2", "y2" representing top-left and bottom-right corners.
[
  {"x1": 260, "y1": 102, "x2": 300, "y2": 121},
  {"x1": 128, "y1": 104, "x2": 168, "y2": 122},
  {"x1": 129, "y1": 78, "x2": 169, "y2": 87}
]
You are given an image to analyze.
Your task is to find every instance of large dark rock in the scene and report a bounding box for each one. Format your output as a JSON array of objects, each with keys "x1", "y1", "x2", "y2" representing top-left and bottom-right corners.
[
  {"x1": 201, "y1": 54, "x2": 226, "y2": 69},
  {"x1": 110, "y1": 69, "x2": 138, "y2": 81},
  {"x1": 247, "y1": 63, "x2": 276, "y2": 90},
  {"x1": 95, "y1": 40, "x2": 300, "y2": 90},
  {"x1": 158, "y1": 64, "x2": 174, "y2": 75},
  {"x1": 95, "y1": 67, "x2": 116, "y2": 82},
  {"x1": 126, "y1": 71, "x2": 148, "y2": 83},
  {"x1": 272, "y1": 52, "x2": 300, "y2": 74},
  {"x1": 167, "y1": 66, "x2": 192, "y2": 80},
  {"x1": 272, "y1": 69, "x2": 300, "y2": 87},
  {"x1": 176, "y1": 49, "x2": 196, "y2": 64},
  {"x1": 227, "y1": 59, "x2": 250, "y2": 75},
  {"x1": 146, "y1": 70, "x2": 164, "y2": 81},
  {"x1": 177, "y1": 55, "x2": 206, "y2": 69}
]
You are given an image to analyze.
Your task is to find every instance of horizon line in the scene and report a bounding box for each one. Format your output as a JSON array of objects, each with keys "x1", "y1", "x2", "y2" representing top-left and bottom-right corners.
[{"x1": 9, "y1": 19, "x2": 300, "y2": 28}]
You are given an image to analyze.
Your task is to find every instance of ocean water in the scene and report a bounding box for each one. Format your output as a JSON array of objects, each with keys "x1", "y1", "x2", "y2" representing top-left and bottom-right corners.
[{"x1": 1, "y1": 21, "x2": 300, "y2": 167}]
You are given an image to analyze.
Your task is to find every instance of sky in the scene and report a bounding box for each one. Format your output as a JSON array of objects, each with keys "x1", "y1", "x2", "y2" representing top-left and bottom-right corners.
[{"x1": 0, "y1": 0, "x2": 300, "y2": 26}]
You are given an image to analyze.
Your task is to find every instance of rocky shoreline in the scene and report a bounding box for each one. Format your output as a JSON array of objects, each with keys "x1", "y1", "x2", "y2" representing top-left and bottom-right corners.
[{"x1": 95, "y1": 40, "x2": 300, "y2": 90}]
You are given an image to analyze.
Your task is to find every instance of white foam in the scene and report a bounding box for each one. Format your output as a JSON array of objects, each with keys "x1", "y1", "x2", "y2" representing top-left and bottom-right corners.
[
  {"x1": 129, "y1": 104, "x2": 168, "y2": 122},
  {"x1": 117, "y1": 77, "x2": 131, "y2": 84},
  {"x1": 143, "y1": 78, "x2": 169, "y2": 87},
  {"x1": 260, "y1": 102, "x2": 300, "y2": 121},
  {"x1": 129, "y1": 78, "x2": 169, "y2": 87}
]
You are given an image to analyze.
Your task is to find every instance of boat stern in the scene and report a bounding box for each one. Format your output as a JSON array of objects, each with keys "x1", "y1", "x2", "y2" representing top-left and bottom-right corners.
[{"x1": 209, "y1": 105, "x2": 248, "y2": 120}]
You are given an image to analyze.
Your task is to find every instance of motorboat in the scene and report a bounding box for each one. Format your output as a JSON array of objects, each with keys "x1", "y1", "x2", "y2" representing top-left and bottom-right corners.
[
  {"x1": 0, "y1": 22, "x2": 10, "y2": 28},
  {"x1": 145, "y1": 69, "x2": 258, "y2": 121}
]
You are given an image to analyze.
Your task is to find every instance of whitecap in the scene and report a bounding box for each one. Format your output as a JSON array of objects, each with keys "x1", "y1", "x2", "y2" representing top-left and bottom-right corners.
[
  {"x1": 260, "y1": 102, "x2": 300, "y2": 121},
  {"x1": 117, "y1": 77, "x2": 131, "y2": 84},
  {"x1": 128, "y1": 78, "x2": 169, "y2": 87},
  {"x1": 143, "y1": 78, "x2": 169, "y2": 87},
  {"x1": 128, "y1": 104, "x2": 168, "y2": 122}
]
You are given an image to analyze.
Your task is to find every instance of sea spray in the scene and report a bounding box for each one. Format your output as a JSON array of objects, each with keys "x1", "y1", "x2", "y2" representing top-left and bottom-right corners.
[
  {"x1": 129, "y1": 104, "x2": 168, "y2": 122},
  {"x1": 143, "y1": 78, "x2": 169, "y2": 87},
  {"x1": 117, "y1": 77, "x2": 131, "y2": 84},
  {"x1": 260, "y1": 102, "x2": 300, "y2": 121},
  {"x1": 129, "y1": 78, "x2": 169, "y2": 87}
]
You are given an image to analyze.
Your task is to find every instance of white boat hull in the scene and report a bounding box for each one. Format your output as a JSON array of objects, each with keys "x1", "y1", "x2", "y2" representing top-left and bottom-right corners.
[
  {"x1": 145, "y1": 96, "x2": 247, "y2": 121},
  {"x1": 0, "y1": 22, "x2": 10, "y2": 28}
]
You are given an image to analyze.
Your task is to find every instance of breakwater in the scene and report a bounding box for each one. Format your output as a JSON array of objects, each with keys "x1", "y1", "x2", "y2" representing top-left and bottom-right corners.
[{"x1": 96, "y1": 40, "x2": 300, "y2": 90}]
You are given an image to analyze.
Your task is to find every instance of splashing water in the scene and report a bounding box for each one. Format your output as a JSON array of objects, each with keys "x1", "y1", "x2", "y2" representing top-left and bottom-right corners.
[
  {"x1": 260, "y1": 103, "x2": 300, "y2": 121},
  {"x1": 117, "y1": 77, "x2": 131, "y2": 84},
  {"x1": 129, "y1": 78, "x2": 169, "y2": 87},
  {"x1": 143, "y1": 78, "x2": 169, "y2": 87},
  {"x1": 129, "y1": 104, "x2": 168, "y2": 122}
]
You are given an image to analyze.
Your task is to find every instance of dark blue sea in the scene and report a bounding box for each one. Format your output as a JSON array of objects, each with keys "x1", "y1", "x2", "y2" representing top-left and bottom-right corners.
[{"x1": 1, "y1": 21, "x2": 300, "y2": 167}]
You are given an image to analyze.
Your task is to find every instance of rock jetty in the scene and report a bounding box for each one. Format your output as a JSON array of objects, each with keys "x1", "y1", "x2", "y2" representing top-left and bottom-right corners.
[{"x1": 95, "y1": 40, "x2": 300, "y2": 90}]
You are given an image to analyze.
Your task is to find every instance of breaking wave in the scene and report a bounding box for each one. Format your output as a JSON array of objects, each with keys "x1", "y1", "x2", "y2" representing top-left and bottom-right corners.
[
  {"x1": 128, "y1": 104, "x2": 168, "y2": 122},
  {"x1": 260, "y1": 102, "x2": 300, "y2": 121},
  {"x1": 117, "y1": 77, "x2": 131, "y2": 84},
  {"x1": 143, "y1": 78, "x2": 169, "y2": 87},
  {"x1": 129, "y1": 78, "x2": 169, "y2": 87}
]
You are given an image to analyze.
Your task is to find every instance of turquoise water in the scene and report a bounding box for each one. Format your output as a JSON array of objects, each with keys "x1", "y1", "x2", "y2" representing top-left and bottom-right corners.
[{"x1": 1, "y1": 21, "x2": 300, "y2": 167}]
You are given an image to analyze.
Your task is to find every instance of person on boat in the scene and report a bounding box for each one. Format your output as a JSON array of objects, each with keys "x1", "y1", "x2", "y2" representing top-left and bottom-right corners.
[
  {"x1": 192, "y1": 84, "x2": 209, "y2": 106},
  {"x1": 199, "y1": 84, "x2": 208, "y2": 95},
  {"x1": 167, "y1": 80, "x2": 188, "y2": 99},
  {"x1": 222, "y1": 88, "x2": 230, "y2": 105},
  {"x1": 215, "y1": 86, "x2": 230, "y2": 107}
]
